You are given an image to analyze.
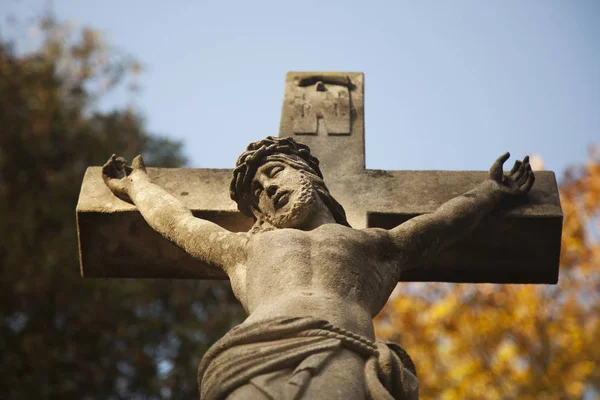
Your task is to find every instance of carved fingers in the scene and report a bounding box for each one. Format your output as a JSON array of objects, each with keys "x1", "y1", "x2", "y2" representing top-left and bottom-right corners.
[
  {"x1": 103, "y1": 155, "x2": 129, "y2": 180},
  {"x1": 488, "y1": 152, "x2": 535, "y2": 198},
  {"x1": 507, "y1": 155, "x2": 535, "y2": 195},
  {"x1": 512, "y1": 156, "x2": 529, "y2": 181},
  {"x1": 102, "y1": 155, "x2": 147, "y2": 179},
  {"x1": 489, "y1": 152, "x2": 510, "y2": 183},
  {"x1": 102, "y1": 154, "x2": 149, "y2": 201},
  {"x1": 101, "y1": 155, "x2": 129, "y2": 200},
  {"x1": 517, "y1": 156, "x2": 535, "y2": 193},
  {"x1": 509, "y1": 160, "x2": 521, "y2": 176}
]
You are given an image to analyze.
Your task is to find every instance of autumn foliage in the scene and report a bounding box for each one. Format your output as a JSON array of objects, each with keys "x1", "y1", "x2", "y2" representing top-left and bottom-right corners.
[{"x1": 376, "y1": 148, "x2": 600, "y2": 399}]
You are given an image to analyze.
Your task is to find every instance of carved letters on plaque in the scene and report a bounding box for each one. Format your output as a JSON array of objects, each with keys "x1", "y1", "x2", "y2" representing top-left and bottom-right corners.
[{"x1": 292, "y1": 75, "x2": 353, "y2": 136}]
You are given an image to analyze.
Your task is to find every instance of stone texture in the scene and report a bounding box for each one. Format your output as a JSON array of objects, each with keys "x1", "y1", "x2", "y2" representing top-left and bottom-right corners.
[
  {"x1": 78, "y1": 167, "x2": 561, "y2": 282},
  {"x1": 87, "y1": 72, "x2": 565, "y2": 398},
  {"x1": 77, "y1": 167, "x2": 246, "y2": 279},
  {"x1": 77, "y1": 72, "x2": 562, "y2": 283},
  {"x1": 97, "y1": 132, "x2": 550, "y2": 398}
]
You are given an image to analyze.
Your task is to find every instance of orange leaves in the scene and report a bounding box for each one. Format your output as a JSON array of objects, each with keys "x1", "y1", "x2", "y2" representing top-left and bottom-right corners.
[
  {"x1": 560, "y1": 146, "x2": 600, "y2": 272},
  {"x1": 376, "y1": 148, "x2": 600, "y2": 399}
]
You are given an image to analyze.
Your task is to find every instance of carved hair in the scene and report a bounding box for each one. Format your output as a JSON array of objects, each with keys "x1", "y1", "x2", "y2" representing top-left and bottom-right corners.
[{"x1": 230, "y1": 136, "x2": 350, "y2": 230}]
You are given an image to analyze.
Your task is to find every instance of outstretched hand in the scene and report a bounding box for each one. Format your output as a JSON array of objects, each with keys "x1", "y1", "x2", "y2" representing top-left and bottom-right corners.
[
  {"x1": 102, "y1": 154, "x2": 148, "y2": 202},
  {"x1": 488, "y1": 152, "x2": 535, "y2": 198}
]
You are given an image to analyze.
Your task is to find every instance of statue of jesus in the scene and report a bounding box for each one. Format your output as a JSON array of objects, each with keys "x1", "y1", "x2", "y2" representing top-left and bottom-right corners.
[{"x1": 102, "y1": 136, "x2": 534, "y2": 400}]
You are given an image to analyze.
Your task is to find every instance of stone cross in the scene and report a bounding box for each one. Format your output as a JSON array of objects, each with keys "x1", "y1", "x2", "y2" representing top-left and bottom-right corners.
[{"x1": 77, "y1": 72, "x2": 562, "y2": 283}]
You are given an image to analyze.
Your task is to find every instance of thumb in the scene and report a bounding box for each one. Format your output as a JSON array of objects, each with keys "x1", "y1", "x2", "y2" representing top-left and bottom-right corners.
[
  {"x1": 489, "y1": 152, "x2": 510, "y2": 181},
  {"x1": 132, "y1": 155, "x2": 147, "y2": 171}
]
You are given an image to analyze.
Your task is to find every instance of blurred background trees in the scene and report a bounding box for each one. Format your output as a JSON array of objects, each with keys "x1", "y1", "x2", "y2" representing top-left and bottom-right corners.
[
  {"x1": 0, "y1": 17, "x2": 244, "y2": 399},
  {"x1": 1, "y1": 11, "x2": 598, "y2": 400},
  {"x1": 376, "y1": 148, "x2": 600, "y2": 399}
]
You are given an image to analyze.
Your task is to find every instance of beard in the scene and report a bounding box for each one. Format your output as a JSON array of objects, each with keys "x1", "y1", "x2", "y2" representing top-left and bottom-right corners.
[{"x1": 263, "y1": 172, "x2": 317, "y2": 229}]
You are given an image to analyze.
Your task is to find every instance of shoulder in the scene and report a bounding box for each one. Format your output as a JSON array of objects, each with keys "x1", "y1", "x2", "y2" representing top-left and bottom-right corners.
[
  {"x1": 309, "y1": 223, "x2": 388, "y2": 238},
  {"x1": 315, "y1": 224, "x2": 394, "y2": 254},
  {"x1": 246, "y1": 226, "x2": 307, "y2": 241},
  {"x1": 357, "y1": 226, "x2": 395, "y2": 244}
]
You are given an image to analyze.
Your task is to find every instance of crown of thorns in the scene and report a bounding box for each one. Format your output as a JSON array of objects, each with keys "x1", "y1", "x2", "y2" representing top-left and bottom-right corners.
[{"x1": 230, "y1": 136, "x2": 323, "y2": 217}]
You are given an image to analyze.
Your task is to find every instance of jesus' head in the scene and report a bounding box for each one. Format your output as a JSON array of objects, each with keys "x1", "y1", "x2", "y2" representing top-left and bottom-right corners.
[{"x1": 230, "y1": 136, "x2": 350, "y2": 232}]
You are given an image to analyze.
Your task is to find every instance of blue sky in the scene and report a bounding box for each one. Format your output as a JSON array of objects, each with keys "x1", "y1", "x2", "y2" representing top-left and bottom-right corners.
[{"x1": 3, "y1": 0, "x2": 599, "y2": 177}]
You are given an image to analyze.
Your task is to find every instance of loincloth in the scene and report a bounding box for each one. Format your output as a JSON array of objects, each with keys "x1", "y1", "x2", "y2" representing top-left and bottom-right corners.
[{"x1": 197, "y1": 316, "x2": 418, "y2": 399}]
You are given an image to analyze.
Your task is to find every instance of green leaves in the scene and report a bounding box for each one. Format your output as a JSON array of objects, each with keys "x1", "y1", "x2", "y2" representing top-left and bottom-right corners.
[{"x1": 0, "y1": 18, "x2": 242, "y2": 399}]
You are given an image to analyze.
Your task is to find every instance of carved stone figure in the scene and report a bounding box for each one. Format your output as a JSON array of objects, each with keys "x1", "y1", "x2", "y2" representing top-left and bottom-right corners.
[{"x1": 102, "y1": 136, "x2": 534, "y2": 399}]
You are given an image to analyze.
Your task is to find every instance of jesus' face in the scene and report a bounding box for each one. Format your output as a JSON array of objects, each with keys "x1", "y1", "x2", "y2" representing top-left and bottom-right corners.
[{"x1": 250, "y1": 160, "x2": 321, "y2": 229}]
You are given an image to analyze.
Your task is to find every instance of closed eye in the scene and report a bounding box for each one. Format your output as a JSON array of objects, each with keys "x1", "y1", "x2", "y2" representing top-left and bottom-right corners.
[
  {"x1": 270, "y1": 166, "x2": 284, "y2": 177},
  {"x1": 251, "y1": 182, "x2": 262, "y2": 198}
]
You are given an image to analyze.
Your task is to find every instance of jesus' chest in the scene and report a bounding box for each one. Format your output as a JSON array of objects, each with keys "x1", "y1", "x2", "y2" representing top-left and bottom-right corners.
[{"x1": 243, "y1": 225, "x2": 396, "y2": 303}]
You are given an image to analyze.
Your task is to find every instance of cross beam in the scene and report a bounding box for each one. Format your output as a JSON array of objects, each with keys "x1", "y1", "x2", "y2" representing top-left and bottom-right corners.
[{"x1": 77, "y1": 72, "x2": 562, "y2": 283}]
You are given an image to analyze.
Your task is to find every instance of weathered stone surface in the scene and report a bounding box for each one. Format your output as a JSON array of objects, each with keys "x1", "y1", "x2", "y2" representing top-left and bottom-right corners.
[
  {"x1": 279, "y1": 72, "x2": 365, "y2": 175},
  {"x1": 78, "y1": 166, "x2": 560, "y2": 282},
  {"x1": 366, "y1": 171, "x2": 561, "y2": 284},
  {"x1": 99, "y1": 134, "x2": 429, "y2": 399},
  {"x1": 84, "y1": 72, "x2": 565, "y2": 398},
  {"x1": 77, "y1": 71, "x2": 562, "y2": 284},
  {"x1": 77, "y1": 167, "x2": 248, "y2": 279}
]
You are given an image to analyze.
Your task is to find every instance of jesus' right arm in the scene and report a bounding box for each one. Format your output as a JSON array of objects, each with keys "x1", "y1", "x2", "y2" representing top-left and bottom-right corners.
[{"x1": 102, "y1": 154, "x2": 248, "y2": 277}]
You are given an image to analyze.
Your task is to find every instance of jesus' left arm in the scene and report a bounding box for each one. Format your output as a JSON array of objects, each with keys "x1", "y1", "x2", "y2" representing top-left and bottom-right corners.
[{"x1": 386, "y1": 152, "x2": 535, "y2": 274}]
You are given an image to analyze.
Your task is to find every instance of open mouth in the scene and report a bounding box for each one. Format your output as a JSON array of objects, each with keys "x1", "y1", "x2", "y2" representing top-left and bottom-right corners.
[{"x1": 273, "y1": 191, "x2": 290, "y2": 210}]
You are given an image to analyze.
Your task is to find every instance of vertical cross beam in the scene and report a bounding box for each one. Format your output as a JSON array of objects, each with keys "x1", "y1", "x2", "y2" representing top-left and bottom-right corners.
[
  {"x1": 278, "y1": 72, "x2": 368, "y2": 227},
  {"x1": 279, "y1": 72, "x2": 365, "y2": 174}
]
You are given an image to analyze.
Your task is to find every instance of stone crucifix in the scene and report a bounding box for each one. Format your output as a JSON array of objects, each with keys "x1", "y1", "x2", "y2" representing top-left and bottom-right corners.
[
  {"x1": 77, "y1": 72, "x2": 562, "y2": 399},
  {"x1": 77, "y1": 72, "x2": 562, "y2": 283}
]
